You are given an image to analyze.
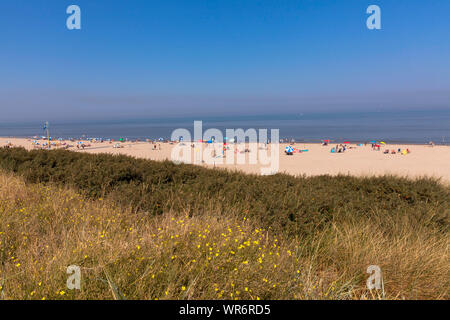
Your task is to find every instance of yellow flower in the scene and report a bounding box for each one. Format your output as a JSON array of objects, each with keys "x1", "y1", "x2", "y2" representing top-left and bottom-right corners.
[{"x1": 181, "y1": 286, "x2": 186, "y2": 291}]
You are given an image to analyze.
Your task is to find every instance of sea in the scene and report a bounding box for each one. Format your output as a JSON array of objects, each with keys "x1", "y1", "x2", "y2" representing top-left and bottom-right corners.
[{"x1": 1, "y1": 110, "x2": 449, "y2": 145}]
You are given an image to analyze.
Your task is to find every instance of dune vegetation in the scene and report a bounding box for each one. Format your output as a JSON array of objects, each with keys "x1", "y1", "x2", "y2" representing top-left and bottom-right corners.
[{"x1": 0, "y1": 147, "x2": 448, "y2": 299}]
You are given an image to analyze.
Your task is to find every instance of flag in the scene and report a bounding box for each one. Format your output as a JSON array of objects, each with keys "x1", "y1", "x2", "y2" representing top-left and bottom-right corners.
[{"x1": 43, "y1": 123, "x2": 47, "y2": 131}]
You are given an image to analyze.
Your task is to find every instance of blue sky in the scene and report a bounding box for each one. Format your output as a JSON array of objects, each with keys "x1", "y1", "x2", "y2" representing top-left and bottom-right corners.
[{"x1": 1, "y1": 0, "x2": 450, "y2": 121}]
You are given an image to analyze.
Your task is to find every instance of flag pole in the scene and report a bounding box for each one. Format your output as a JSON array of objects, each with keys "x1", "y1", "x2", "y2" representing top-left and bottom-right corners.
[{"x1": 46, "y1": 121, "x2": 50, "y2": 150}]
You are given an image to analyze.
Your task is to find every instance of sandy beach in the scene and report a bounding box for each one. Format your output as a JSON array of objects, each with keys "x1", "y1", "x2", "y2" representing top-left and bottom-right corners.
[{"x1": 1, "y1": 137, "x2": 449, "y2": 182}]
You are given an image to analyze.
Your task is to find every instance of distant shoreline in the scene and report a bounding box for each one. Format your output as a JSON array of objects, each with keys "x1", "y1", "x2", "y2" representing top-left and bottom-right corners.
[{"x1": 0, "y1": 109, "x2": 448, "y2": 145}]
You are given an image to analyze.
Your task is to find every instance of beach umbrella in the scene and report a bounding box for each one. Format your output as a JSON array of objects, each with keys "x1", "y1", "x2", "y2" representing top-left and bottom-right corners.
[
  {"x1": 380, "y1": 141, "x2": 386, "y2": 144},
  {"x1": 285, "y1": 146, "x2": 294, "y2": 153},
  {"x1": 344, "y1": 141, "x2": 350, "y2": 144},
  {"x1": 369, "y1": 140, "x2": 377, "y2": 144}
]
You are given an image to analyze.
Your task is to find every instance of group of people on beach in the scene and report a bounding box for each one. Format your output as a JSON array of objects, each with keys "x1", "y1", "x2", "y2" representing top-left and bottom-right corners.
[
  {"x1": 331, "y1": 144, "x2": 347, "y2": 153},
  {"x1": 383, "y1": 148, "x2": 411, "y2": 155},
  {"x1": 3, "y1": 141, "x2": 12, "y2": 148},
  {"x1": 152, "y1": 144, "x2": 161, "y2": 150}
]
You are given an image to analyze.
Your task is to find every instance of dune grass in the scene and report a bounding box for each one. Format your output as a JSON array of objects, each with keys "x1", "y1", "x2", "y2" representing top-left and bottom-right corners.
[{"x1": 0, "y1": 147, "x2": 448, "y2": 299}]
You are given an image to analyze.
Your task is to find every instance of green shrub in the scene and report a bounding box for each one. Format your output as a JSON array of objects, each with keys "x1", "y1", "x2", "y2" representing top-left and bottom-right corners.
[{"x1": 0, "y1": 147, "x2": 448, "y2": 237}]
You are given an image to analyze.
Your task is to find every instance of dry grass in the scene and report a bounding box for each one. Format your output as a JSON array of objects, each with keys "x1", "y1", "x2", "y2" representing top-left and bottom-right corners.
[{"x1": 0, "y1": 171, "x2": 448, "y2": 300}]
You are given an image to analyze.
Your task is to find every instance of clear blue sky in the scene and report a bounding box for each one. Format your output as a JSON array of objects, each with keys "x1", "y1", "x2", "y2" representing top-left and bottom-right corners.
[{"x1": 1, "y1": 0, "x2": 450, "y2": 121}]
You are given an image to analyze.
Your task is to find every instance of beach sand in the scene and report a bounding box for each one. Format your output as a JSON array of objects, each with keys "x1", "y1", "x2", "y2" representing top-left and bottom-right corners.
[{"x1": 2, "y1": 137, "x2": 449, "y2": 182}]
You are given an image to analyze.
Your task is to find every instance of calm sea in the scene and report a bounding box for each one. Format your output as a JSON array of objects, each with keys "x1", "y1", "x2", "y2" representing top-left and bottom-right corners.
[{"x1": 1, "y1": 110, "x2": 449, "y2": 144}]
